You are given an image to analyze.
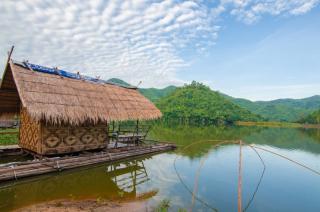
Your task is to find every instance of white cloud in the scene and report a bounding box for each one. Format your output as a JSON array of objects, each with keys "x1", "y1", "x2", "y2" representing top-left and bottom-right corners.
[
  {"x1": 0, "y1": 0, "x2": 217, "y2": 87},
  {"x1": 290, "y1": 0, "x2": 319, "y2": 15},
  {"x1": 0, "y1": 0, "x2": 318, "y2": 87},
  {"x1": 219, "y1": 0, "x2": 320, "y2": 24}
]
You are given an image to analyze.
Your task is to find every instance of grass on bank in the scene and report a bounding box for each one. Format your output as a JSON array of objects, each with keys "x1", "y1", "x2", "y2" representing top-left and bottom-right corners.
[
  {"x1": 236, "y1": 121, "x2": 320, "y2": 129},
  {"x1": 0, "y1": 128, "x2": 19, "y2": 145}
]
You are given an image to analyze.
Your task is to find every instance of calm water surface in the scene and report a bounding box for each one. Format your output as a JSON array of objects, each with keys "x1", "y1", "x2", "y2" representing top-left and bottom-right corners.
[{"x1": 0, "y1": 125, "x2": 320, "y2": 211}]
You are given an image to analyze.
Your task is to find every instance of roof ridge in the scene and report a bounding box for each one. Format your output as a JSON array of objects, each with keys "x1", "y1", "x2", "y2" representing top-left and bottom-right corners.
[{"x1": 12, "y1": 60, "x2": 137, "y2": 90}]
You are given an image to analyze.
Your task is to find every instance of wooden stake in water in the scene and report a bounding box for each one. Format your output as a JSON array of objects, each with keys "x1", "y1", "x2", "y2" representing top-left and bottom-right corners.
[{"x1": 238, "y1": 140, "x2": 243, "y2": 212}]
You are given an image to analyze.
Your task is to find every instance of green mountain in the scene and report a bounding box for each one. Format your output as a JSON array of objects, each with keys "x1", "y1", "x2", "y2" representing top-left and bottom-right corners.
[
  {"x1": 156, "y1": 81, "x2": 262, "y2": 125},
  {"x1": 137, "y1": 82, "x2": 320, "y2": 122},
  {"x1": 224, "y1": 95, "x2": 320, "y2": 122},
  {"x1": 299, "y1": 109, "x2": 320, "y2": 124},
  {"x1": 106, "y1": 78, "x2": 320, "y2": 123},
  {"x1": 139, "y1": 86, "x2": 177, "y2": 102}
]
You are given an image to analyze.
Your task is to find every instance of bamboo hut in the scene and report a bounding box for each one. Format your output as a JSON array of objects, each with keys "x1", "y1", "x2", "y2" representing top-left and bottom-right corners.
[{"x1": 0, "y1": 60, "x2": 161, "y2": 155}]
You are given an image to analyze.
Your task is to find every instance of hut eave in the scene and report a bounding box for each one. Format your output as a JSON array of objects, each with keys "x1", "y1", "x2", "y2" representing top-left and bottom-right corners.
[{"x1": 4, "y1": 61, "x2": 162, "y2": 126}]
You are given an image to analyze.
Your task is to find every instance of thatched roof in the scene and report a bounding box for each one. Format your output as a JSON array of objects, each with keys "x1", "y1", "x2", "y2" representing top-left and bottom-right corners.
[{"x1": 0, "y1": 60, "x2": 161, "y2": 125}]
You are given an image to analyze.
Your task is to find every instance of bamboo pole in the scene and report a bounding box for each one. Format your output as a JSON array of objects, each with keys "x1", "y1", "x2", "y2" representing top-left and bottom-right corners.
[
  {"x1": 0, "y1": 46, "x2": 14, "y2": 89},
  {"x1": 0, "y1": 147, "x2": 169, "y2": 180},
  {"x1": 4, "y1": 146, "x2": 171, "y2": 180},
  {"x1": 0, "y1": 143, "x2": 175, "y2": 182},
  {"x1": 237, "y1": 140, "x2": 243, "y2": 212},
  {"x1": 0, "y1": 145, "x2": 170, "y2": 172}
]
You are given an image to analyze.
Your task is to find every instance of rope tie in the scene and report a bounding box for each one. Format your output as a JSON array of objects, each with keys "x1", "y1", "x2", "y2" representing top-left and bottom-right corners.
[
  {"x1": 174, "y1": 139, "x2": 238, "y2": 212},
  {"x1": 108, "y1": 152, "x2": 113, "y2": 160},
  {"x1": 249, "y1": 144, "x2": 320, "y2": 176},
  {"x1": 55, "y1": 160, "x2": 61, "y2": 171},
  {"x1": 10, "y1": 165, "x2": 17, "y2": 180},
  {"x1": 174, "y1": 139, "x2": 320, "y2": 212}
]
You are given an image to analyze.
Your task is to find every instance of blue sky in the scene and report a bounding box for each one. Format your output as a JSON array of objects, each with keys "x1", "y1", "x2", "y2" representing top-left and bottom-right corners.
[
  {"x1": 182, "y1": 6, "x2": 320, "y2": 100},
  {"x1": 0, "y1": 0, "x2": 319, "y2": 100}
]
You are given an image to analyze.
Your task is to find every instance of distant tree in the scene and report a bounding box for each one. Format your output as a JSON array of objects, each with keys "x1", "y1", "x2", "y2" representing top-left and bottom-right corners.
[
  {"x1": 299, "y1": 109, "x2": 320, "y2": 124},
  {"x1": 156, "y1": 81, "x2": 262, "y2": 125}
]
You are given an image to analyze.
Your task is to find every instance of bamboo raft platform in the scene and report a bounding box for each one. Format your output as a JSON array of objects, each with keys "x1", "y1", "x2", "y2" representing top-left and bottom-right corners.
[
  {"x1": 0, "y1": 145, "x2": 22, "y2": 156},
  {"x1": 0, "y1": 143, "x2": 176, "y2": 182}
]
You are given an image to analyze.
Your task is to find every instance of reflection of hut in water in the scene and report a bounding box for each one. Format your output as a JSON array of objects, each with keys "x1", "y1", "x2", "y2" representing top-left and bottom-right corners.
[
  {"x1": 0, "y1": 158, "x2": 155, "y2": 211},
  {"x1": 0, "y1": 58, "x2": 161, "y2": 155},
  {"x1": 107, "y1": 158, "x2": 150, "y2": 193}
]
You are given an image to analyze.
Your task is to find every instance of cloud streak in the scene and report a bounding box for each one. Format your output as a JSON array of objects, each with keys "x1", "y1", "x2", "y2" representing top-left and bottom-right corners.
[
  {"x1": 0, "y1": 0, "x2": 318, "y2": 87},
  {"x1": 221, "y1": 0, "x2": 320, "y2": 24},
  {"x1": 0, "y1": 0, "x2": 217, "y2": 87}
]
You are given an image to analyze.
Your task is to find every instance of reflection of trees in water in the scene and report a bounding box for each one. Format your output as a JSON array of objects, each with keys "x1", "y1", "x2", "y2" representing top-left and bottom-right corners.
[
  {"x1": 0, "y1": 158, "x2": 154, "y2": 211},
  {"x1": 149, "y1": 124, "x2": 320, "y2": 156},
  {"x1": 149, "y1": 124, "x2": 262, "y2": 158},
  {"x1": 149, "y1": 124, "x2": 261, "y2": 144},
  {"x1": 300, "y1": 128, "x2": 320, "y2": 143},
  {"x1": 245, "y1": 128, "x2": 320, "y2": 155}
]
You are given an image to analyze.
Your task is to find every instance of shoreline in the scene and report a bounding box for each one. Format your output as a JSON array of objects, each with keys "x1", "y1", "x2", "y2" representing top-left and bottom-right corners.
[
  {"x1": 14, "y1": 199, "x2": 150, "y2": 212},
  {"x1": 236, "y1": 121, "x2": 320, "y2": 129}
]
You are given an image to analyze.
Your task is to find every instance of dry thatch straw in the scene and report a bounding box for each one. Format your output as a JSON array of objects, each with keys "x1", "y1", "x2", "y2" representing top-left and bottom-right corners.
[{"x1": 0, "y1": 61, "x2": 161, "y2": 125}]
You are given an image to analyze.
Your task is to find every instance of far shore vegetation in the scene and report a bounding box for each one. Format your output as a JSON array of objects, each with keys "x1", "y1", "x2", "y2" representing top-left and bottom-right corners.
[
  {"x1": 110, "y1": 79, "x2": 320, "y2": 125},
  {"x1": 1, "y1": 120, "x2": 320, "y2": 146},
  {"x1": 236, "y1": 121, "x2": 320, "y2": 129},
  {"x1": 1, "y1": 80, "x2": 320, "y2": 146}
]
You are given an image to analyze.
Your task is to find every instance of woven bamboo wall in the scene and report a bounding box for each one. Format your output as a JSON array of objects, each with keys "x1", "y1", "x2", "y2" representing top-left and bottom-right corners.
[
  {"x1": 19, "y1": 108, "x2": 108, "y2": 155},
  {"x1": 40, "y1": 124, "x2": 108, "y2": 155},
  {"x1": 19, "y1": 108, "x2": 41, "y2": 153}
]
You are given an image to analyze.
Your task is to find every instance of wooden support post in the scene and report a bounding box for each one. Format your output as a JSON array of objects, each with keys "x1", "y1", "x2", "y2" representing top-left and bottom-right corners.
[
  {"x1": 0, "y1": 45, "x2": 14, "y2": 92},
  {"x1": 136, "y1": 119, "x2": 139, "y2": 145},
  {"x1": 6, "y1": 46, "x2": 14, "y2": 64},
  {"x1": 105, "y1": 122, "x2": 109, "y2": 150}
]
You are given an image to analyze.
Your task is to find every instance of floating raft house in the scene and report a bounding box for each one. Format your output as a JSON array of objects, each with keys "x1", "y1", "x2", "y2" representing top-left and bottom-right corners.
[{"x1": 0, "y1": 59, "x2": 162, "y2": 155}]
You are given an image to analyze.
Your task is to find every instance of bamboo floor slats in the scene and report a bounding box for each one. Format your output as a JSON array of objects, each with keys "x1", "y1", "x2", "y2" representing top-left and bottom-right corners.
[
  {"x1": 0, "y1": 145, "x2": 22, "y2": 156},
  {"x1": 0, "y1": 143, "x2": 176, "y2": 182}
]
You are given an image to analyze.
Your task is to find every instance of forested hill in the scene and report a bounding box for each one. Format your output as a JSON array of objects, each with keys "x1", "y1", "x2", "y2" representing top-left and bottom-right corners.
[
  {"x1": 224, "y1": 95, "x2": 320, "y2": 122},
  {"x1": 139, "y1": 86, "x2": 177, "y2": 102},
  {"x1": 156, "y1": 81, "x2": 262, "y2": 125},
  {"x1": 299, "y1": 109, "x2": 320, "y2": 124},
  {"x1": 106, "y1": 78, "x2": 320, "y2": 123},
  {"x1": 137, "y1": 83, "x2": 320, "y2": 122}
]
